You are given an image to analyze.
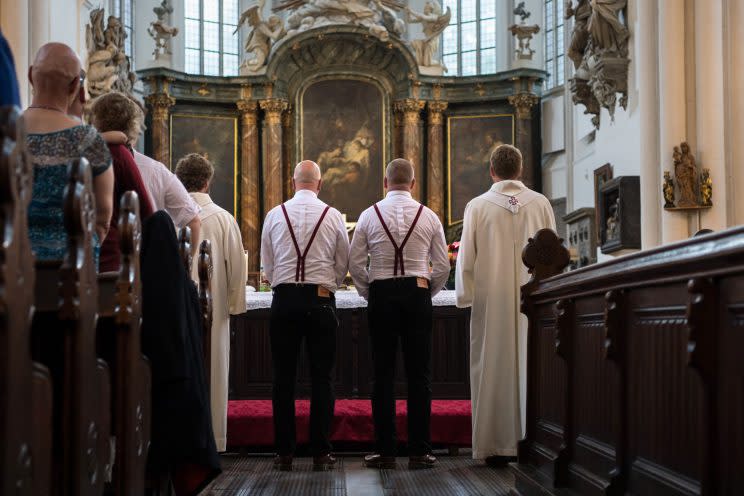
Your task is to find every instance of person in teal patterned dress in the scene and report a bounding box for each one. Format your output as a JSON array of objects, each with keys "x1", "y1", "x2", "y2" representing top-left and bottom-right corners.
[{"x1": 24, "y1": 43, "x2": 114, "y2": 262}]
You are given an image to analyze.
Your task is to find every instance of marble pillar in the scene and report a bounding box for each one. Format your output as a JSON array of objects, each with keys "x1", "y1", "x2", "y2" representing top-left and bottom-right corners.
[
  {"x1": 393, "y1": 99, "x2": 425, "y2": 200},
  {"x1": 392, "y1": 110, "x2": 403, "y2": 159},
  {"x1": 658, "y1": 0, "x2": 691, "y2": 243},
  {"x1": 508, "y1": 92, "x2": 539, "y2": 189},
  {"x1": 426, "y1": 100, "x2": 448, "y2": 222},
  {"x1": 237, "y1": 99, "x2": 260, "y2": 274},
  {"x1": 144, "y1": 92, "x2": 176, "y2": 168},
  {"x1": 260, "y1": 98, "x2": 289, "y2": 218},
  {"x1": 282, "y1": 107, "x2": 294, "y2": 201}
]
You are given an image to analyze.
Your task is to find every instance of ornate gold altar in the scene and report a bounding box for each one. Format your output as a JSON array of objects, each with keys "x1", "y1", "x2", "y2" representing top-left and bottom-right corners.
[{"x1": 138, "y1": 25, "x2": 544, "y2": 276}]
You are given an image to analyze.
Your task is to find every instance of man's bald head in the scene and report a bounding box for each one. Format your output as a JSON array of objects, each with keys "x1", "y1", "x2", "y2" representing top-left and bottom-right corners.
[
  {"x1": 293, "y1": 160, "x2": 322, "y2": 193},
  {"x1": 385, "y1": 158, "x2": 415, "y2": 191},
  {"x1": 29, "y1": 43, "x2": 81, "y2": 100}
]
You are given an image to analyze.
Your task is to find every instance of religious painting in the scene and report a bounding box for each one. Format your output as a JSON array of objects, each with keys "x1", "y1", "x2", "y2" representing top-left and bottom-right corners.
[
  {"x1": 593, "y1": 163, "x2": 613, "y2": 243},
  {"x1": 447, "y1": 114, "x2": 515, "y2": 225},
  {"x1": 301, "y1": 79, "x2": 385, "y2": 221},
  {"x1": 170, "y1": 113, "x2": 238, "y2": 216}
]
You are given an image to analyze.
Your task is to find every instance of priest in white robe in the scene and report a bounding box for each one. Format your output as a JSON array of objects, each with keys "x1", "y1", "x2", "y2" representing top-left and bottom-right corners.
[
  {"x1": 175, "y1": 153, "x2": 248, "y2": 452},
  {"x1": 455, "y1": 144, "x2": 556, "y2": 464}
]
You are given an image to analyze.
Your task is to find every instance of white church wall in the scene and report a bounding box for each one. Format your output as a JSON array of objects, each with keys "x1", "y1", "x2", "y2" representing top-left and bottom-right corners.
[{"x1": 726, "y1": 0, "x2": 744, "y2": 227}]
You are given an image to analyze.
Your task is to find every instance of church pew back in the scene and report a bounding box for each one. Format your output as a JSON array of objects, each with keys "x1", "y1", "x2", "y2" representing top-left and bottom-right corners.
[
  {"x1": 31, "y1": 158, "x2": 111, "y2": 496},
  {"x1": 513, "y1": 228, "x2": 744, "y2": 495},
  {"x1": 95, "y1": 191, "x2": 151, "y2": 496},
  {"x1": 0, "y1": 106, "x2": 53, "y2": 496}
]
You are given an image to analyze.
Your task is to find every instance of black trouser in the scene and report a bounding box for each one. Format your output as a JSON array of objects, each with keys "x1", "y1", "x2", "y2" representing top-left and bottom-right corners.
[
  {"x1": 368, "y1": 277, "x2": 433, "y2": 456},
  {"x1": 270, "y1": 284, "x2": 338, "y2": 456}
]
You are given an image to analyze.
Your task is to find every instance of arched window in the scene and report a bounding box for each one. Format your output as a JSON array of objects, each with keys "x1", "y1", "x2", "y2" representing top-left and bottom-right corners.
[
  {"x1": 112, "y1": 0, "x2": 134, "y2": 65},
  {"x1": 442, "y1": 0, "x2": 498, "y2": 76},
  {"x1": 544, "y1": 0, "x2": 565, "y2": 89},
  {"x1": 184, "y1": 0, "x2": 240, "y2": 76}
]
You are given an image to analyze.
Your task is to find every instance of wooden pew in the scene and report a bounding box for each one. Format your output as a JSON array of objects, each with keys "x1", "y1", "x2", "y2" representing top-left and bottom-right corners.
[
  {"x1": 96, "y1": 192, "x2": 151, "y2": 496},
  {"x1": 178, "y1": 227, "x2": 214, "y2": 384},
  {"x1": 512, "y1": 228, "x2": 744, "y2": 495},
  {"x1": 32, "y1": 158, "x2": 111, "y2": 496},
  {"x1": 0, "y1": 107, "x2": 53, "y2": 495}
]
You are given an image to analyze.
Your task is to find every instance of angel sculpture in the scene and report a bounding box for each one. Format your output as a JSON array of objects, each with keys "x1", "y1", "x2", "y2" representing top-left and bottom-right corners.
[
  {"x1": 235, "y1": 0, "x2": 286, "y2": 72},
  {"x1": 148, "y1": 0, "x2": 179, "y2": 59},
  {"x1": 407, "y1": 1, "x2": 451, "y2": 68},
  {"x1": 85, "y1": 9, "x2": 120, "y2": 97},
  {"x1": 514, "y1": 1, "x2": 531, "y2": 23}
]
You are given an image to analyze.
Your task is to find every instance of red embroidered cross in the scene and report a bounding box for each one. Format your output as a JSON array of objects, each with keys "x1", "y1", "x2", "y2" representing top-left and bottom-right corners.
[{"x1": 509, "y1": 196, "x2": 519, "y2": 206}]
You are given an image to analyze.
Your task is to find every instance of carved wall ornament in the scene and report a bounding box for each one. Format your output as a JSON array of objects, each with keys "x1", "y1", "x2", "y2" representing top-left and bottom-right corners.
[
  {"x1": 393, "y1": 99, "x2": 425, "y2": 123},
  {"x1": 260, "y1": 98, "x2": 289, "y2": 125},
  {"x1": 508, "y1": 92, "x2": 539, "y2": 119},
  {"x1": 510, "y1": 4, "x2": 539, "y2": 61},
  {"x1": 427, "y1": 100, "x2": 448, "y2": 125},
  {"x1": 664, "y1": 142, "x2": 713, "y2": 211},
  {"x1": 236, "y1": 0, "x2": 286, "y2": 75},
  {"x1": 147, "y1": 0, "x2": 178, "y2": 60},
  {"x1": 565, "y1": 0, "x2": 630, "y2": 129},
  {"x1": 144, "y1": 93, "x2": 175, "y2": 121},
  {"x1": 85, "y1": 8, "x2": 137, "y2": 98}
]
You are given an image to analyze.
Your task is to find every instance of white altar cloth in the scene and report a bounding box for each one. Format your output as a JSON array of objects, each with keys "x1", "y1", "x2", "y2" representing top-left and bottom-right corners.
[{"x1": 244, "y1": 288, "x2": 457, "y2": 311}]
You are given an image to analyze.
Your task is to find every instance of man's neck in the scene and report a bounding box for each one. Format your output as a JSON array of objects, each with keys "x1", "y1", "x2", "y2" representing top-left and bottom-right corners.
[
  {"x1": 295, "y1": 187, "x2": 318, "y2": 195},
  {"x1": 31, "y1": 94, "x2": 70, "y2": 112},
  {"x1": 388, "y1": 186, "x2": 411, "y2": 193}
]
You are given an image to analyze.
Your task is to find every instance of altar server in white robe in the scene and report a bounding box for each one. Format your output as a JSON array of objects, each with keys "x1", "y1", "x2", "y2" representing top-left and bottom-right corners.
[
  {"x1": 175, "y1": 153, "x2": 248, "y2": 452},
  {"x1": 455, "y1": 144, "x2": 556, "y2": 465}
]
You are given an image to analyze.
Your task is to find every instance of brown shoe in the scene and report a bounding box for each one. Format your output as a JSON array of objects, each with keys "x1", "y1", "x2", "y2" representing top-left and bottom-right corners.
[
  {"x1": 408, "y1": 453, "x2": 437, "y2": 469},
  {"x1": 313, "y1": 453, "x2": 337, "y2": 471},
  {"x1": 364, "y1": 453, "x2": 396, "y2": 469},
  {"x1": 273, "y1": 454, "x2": 293, "y2": 471}
]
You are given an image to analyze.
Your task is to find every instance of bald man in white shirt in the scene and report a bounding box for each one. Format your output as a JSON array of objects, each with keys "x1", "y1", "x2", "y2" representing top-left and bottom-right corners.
[
  {"x1": 349, "y1": 158, "x2": 450, "y2": 470},
  {"x1": 261, "y1": 160, "x2": 350, "y2": 472}
]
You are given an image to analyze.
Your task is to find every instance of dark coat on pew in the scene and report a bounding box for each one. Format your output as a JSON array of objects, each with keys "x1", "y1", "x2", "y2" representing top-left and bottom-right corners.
[{"x1": 140, "y1": 211, "x2": 220, "y2": 495}]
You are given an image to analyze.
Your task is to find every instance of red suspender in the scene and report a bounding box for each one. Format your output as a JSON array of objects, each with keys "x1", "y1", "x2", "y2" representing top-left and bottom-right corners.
[
  {"x1": 280, "y1": 203, "x2": 331, "y2": 282},
  {"x1": 373, "y1": 203, "x2": 425, "y2": 276}
]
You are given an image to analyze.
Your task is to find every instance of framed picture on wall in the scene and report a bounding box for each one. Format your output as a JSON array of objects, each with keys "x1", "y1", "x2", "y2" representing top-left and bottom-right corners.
[
  {"x1": 593, "y1": 163, "x2": 613, "y2": 243},
  {"x1": 300, "y1": 78, "x2": 386, "y2": 222},
  {"x1": 170, "y1": 113, "x2": 239, "y2": 217},
  {"x1": 447, "y1": 114, "x2": 515, "y2": 226}
]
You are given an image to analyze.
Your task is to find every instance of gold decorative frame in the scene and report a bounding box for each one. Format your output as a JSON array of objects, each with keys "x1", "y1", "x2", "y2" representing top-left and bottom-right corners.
[
  {"x1": 169, "y1": 113, "x2": 239, "y2": 217},
  {"x1": 446, "y1": 113, "x2": 515, "y2": 226},
  {"x1": 298, "y1": 75, "x2": 389, "y2": 206}
]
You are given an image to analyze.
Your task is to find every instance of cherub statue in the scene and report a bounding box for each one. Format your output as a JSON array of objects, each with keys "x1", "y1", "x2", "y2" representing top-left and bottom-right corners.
[
  {"x1": 700, "y1": 168, "x2": 712, "y2": 207},
  {"x1": 148, "y1": 0, "x2": 179, "y2": 59},
  {"x1": 86, "y1": 9, "x2": 120, "y2": 98},
  {"x1": 406, "y1": 1, "x2": 451, "y2": 68},
  {"x1": 235, "y1": 0, "x2": 286, "y2": 72},
  {"x1": 663, "y1": 171, "x2": 675, "y2": 208},
  {"x1": 513, "y1": 1, "x2": 531, "y2": 23}
]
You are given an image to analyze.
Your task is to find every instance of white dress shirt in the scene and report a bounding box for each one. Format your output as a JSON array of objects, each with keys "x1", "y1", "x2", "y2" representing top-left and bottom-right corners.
[
  {"x1": 133, "y1": 150, "x2": 201, "y2": 228},
  {"x1": 261, "y1": 189, "x2": 350, "y2": 292},
  {"x1": 349, "y1": 190, "x2": 450, "y2": 299}
]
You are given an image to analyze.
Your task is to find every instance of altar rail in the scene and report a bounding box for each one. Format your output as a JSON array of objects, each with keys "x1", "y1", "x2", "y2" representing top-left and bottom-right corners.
[{"x1": 513, "y1": 228, "x2": 744, "y2": 495}]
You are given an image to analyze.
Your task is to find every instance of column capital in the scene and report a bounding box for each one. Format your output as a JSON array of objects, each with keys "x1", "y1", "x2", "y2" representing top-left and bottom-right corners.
[
  {"x1": 393, "y1": 99, "x2": 425, "y2": 123},
  {"x1": 508, "y1": 92, "x2": 539, "y2": 120},
  {"x1": 259, "y1": 98, "x2": 289, "y2": 125},
  {"x1": 144, "y1": 93, "x2": 176, "y2": 121},
  {"x1": 237, "y1": 99, "x2": 259, "y2": 125},
  {"x1": 427, "y1": 100, "x2": 448, "y2": 125}
]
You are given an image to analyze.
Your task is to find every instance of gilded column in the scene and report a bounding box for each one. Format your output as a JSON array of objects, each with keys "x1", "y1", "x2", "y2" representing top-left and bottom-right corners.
[
  {"x1": 393, "y1": 99, "x2": 425, "y2": 200},
  {"x1": 508, "y1": 92, "x2": 539, "y2": 189},
  {"x1": 426, "y1": 100, "x2": 448, "y2": 222},
  {"x1": 237, "y1": 99, "x2": 260, "y2": 276},
  {"x1": 282, "y1": 106, "x2": 294, "y2": 200},
  {"x1": 144, "y1": 92, "x2": 176, "y2": 168},
  {"x1": 260, "y1": 98, "x2": 289, "y2": 218}
]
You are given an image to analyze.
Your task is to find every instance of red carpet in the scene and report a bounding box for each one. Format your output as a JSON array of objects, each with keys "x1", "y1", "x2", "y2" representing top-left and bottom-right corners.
[{"x1": 227, "y1": 399, "x2": 472, "y2": 448}]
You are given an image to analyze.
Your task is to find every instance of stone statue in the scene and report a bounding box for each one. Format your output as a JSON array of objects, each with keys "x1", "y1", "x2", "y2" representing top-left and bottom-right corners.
[
  {"x1": 700, "y1": 168, "x2": 713, "y2": 207},
  {"x1": 235, "y1": 0, "x2": 286, "y2": 73},
  {"x1": 407, "y1": 2, "x2": 451, "y2": 69},
  {"x1": 514, "y1": 2, "x2": 531, "y2": 23},
  {"x1": 673, "y1": 142, "x2": 697, "y2": 208},
  {"x1": 148, "y1": 0, "x2": 179, "y2": 60},
  {"x1": 606, "y1": 197, "x2": 620, "y2": 241},
  {"x1": 565, "y1": 0, "x2": 629, "y2": 129},
  {"x1": 85, "y1": 8, "x2": 137, "y2": 98},
  {"x1": 663, "y1": 171, "x2": 675, "y2": 208},
  {"x1": 587, "y1": 0, "x2": 629, "y2": 53},
  {"x1": 283, "y1": 0, "x2": 404, "y2": 42}
]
